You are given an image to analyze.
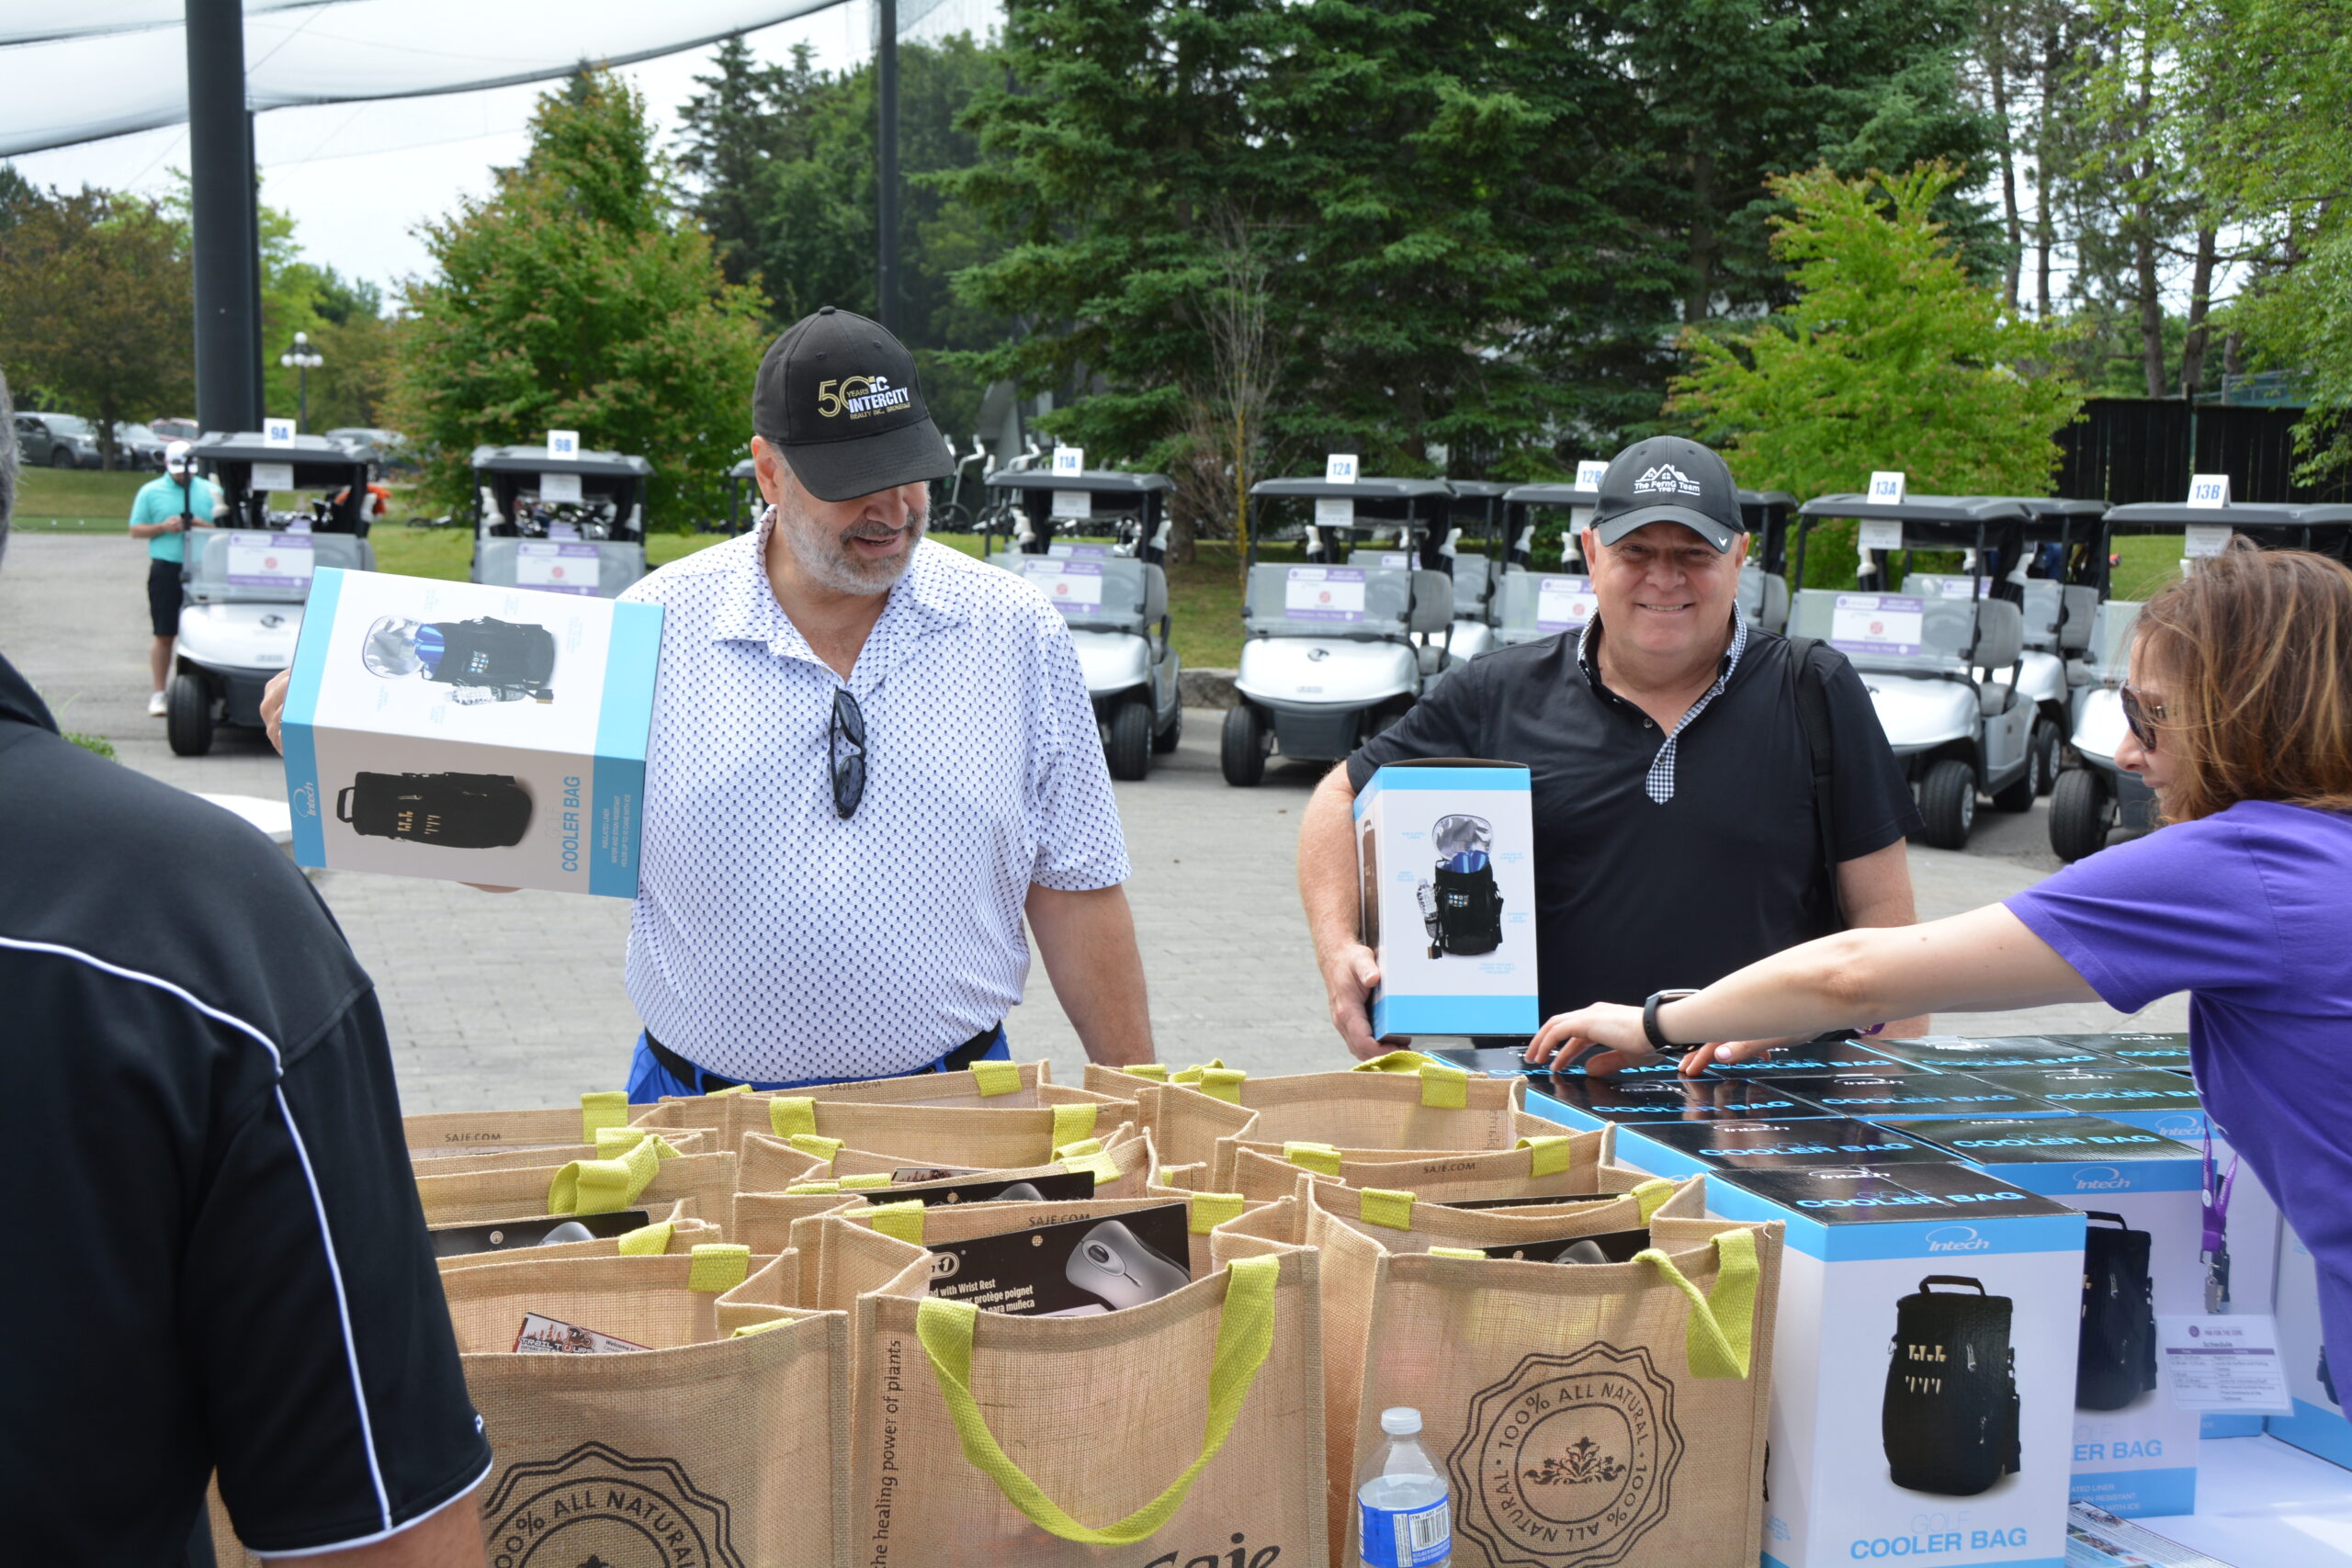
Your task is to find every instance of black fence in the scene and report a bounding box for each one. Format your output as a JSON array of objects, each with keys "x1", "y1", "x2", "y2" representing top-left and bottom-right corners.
[{"x1": 2055, "y1": 399, "x2": 2352, "y2": 506}]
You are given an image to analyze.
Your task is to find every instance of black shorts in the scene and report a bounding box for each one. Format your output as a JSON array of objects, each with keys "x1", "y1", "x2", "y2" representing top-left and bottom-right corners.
[{"x1": 147, "y1": 557, "x2": 183, "y2": 637}]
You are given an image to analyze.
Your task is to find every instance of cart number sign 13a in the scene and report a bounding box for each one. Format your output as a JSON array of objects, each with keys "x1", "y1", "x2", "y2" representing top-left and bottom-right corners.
[
  {"x1": 517, "y1": 540, "x2": 601, "y2": 594},
  {"x1": 1286, "y1": 566, "x2": 1366, "y2": 621},
  {"x1": 1536, "y1": 575, "x2": 1598, "y2": 632},
  {"x1": 226, "y1": 533, "x2": 315, "y2": 589},
  {"x1": 1023, "y1": 558, "x2": 1103, "y2": 614},
  {"x1": 1829, "y1": 593, "x2": 1925, "y2": 656},
  {"x1": 1868, "y1": 470, "x2": 1907, "y2": 504}
]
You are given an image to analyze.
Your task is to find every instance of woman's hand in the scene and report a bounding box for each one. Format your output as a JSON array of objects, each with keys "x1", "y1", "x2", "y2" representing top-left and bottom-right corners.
[{"x1": 1524, "y1": 1004, "x2": 1648, "y2": 1071}]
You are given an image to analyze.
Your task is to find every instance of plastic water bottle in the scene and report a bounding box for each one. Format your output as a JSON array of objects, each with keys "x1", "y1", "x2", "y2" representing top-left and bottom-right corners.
[{"x1": 1357, "y1": 1406, "x2": 1451, "y2": 1568}]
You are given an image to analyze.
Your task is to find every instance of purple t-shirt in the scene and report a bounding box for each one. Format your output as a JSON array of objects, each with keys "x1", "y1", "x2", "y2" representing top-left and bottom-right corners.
[{"x1": 2007, "y1": 799, "x2": 2352, "y2": 1370}]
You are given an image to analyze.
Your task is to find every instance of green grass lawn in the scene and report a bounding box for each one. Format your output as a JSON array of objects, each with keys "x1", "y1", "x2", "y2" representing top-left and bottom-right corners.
[{"x1": 13, "y1": 467, "x2": 152, "y2": 527}]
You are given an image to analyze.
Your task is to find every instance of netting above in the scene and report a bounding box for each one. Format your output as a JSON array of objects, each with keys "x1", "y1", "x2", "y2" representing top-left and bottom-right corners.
[{"x1": 0, "y1": 0, "x2": 959, "y2": 156}]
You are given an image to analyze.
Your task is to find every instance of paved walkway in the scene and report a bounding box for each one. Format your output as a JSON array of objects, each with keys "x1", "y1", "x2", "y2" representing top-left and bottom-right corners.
[{"x1": 0, "y1": 532, "x2": 2183, "y2": 1113}]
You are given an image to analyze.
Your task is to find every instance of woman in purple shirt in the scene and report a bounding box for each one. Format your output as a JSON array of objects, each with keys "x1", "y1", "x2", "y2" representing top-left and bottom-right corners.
[{"x1": 1527, "y1": 546, "x2": 2352, "y2": 1371}]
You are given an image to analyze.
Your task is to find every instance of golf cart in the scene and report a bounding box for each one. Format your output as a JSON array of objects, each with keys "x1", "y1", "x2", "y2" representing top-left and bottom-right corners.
[
  {"x1": 2045, "y1": 499, "x2": 2325, "y2": 862},
  {"x1": 1227, "y1": 476, "x2": 1454, "y2": 785},
  {"x1": 1490, "y1": 480, "x2": 1601, "y2": 647},
  {"x1": 167, "y1": 433, "x2": 379, "y2": 756},
  {"x1": 1790, "y1": 493, "x2": 2035, "y2": 848},
  {"x1": 982, "y1": 468, "x2": 1182, "y2": 780},
  {"x1": 728, "y1": 457, "x2": 760, "y2": 536},
  {"x1": 1426, "y1": 480, "x2": 1510, "y2": 669},
  {"x1": 1737, "y1": 489, "x2": 1800, "y2": 634},
  {"x1": 469, "y1": 445, "x2": 651, "y2": 599}
]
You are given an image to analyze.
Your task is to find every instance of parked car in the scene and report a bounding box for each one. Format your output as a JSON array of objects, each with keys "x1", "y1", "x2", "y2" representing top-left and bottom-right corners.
[
  {"x1": 110, "y1": 422, "x2": 170, "y2": 470},
  {"x1": 14, "y1": 411, "x2": 103, "y2": 469},
  {"x1": 151, "y1": 417, "x2": 200, "y2": 444},
  {"x1": 325, "y1": 427, "x2": 409, "y2": 472}
]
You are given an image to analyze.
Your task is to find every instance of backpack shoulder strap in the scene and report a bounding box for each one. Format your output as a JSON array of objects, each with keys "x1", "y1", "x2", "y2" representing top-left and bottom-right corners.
[{"x1": 1784, "y1": 636, "x2": 1845, "y2": 930}]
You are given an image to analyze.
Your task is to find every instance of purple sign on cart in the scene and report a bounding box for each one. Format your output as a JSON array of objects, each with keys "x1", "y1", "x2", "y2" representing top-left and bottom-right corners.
[
  {"x1": 1829, "y1": 593, "x2": 1925, "y2": 657},
  {"x1": 516, "y1": 540, "x2": 602, "y2": 595},
  {"x1": 1285, "y1": 566, "x2": 1367, "y2": 622},
  {"x1": 225, "y1": 532, "x2": 316, "y2": 590}
]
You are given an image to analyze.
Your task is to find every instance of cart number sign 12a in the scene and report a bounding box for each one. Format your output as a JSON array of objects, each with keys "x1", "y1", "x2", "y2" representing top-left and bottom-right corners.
[
  {"x1": 1022, "y1": 558, "x2": 1103, "y2": 614},
  {"x1": 1286, "y1": 565, "x2": 1367, "y2": 621},
  {"x1": 1051, "y1": 488, "x2": 1093, "y2": 521},
  {"x1": 1326, "y1": 454, "x2": 1359, "y2": 483},
  {"x1": 1829, "y1": 592, "x2": 1925, "y2": 656},
  {"x1": 517, "y1": 541, "x2": 601, "y2": 594},
  {"x1": 226, "y1": 533, "x2": 315, "y2": 589},
  {"x1": 1536, "y1": 575, "x2": 1598, "y2": 632}
]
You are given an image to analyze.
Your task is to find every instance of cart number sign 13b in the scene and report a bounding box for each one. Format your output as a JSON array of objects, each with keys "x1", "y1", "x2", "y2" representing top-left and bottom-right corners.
[
  {"x1": 1829, "y1": 592, "x2": 1924, "y2": 656},
  {"x1": 2186, "y1": 473, "x2": 2231, "y2": 509},
  {"x1": 226, "y1": 533, "x2": 315, "y2": 589},
  {"x1": 1536, "y1": 575, "x2": 1598, "y2": 632},
  {"x1": 517, "y1": 540, "x2": 601, "y2": 594},
  {"x1": 1286, "y1": 565, "x2": 1366, "y2": 621},
  {"x1": 1023, "y1": 558, "x2": 1103, "y2": 614}
]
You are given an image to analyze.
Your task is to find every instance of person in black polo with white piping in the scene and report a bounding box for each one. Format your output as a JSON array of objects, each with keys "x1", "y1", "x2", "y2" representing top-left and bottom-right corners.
[{"x1": 1297, "y1": 435, "x2": 1929, "y2": 1065}]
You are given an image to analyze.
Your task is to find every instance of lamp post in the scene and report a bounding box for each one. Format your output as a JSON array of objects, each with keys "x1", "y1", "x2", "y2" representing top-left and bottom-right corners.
[{"x1": 279, "y1": 331, "x2": 324, "y2": 429}]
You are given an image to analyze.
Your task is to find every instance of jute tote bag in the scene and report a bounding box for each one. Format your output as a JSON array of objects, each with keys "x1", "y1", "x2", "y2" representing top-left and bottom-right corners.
[
  {"x1": 414, "y1": 1143, "x2": 741, "y2": 1231},
  {"x1": 662, "y1": 1095, "x2": 1124, "y2": 1168},
  {"x1": 405, "y1": 1090, "x2": 635, "y2": 1160},
  {"x1": 1297, "y1": 1180, "x2": 1783, "y2": 1568},
  {"x1": 1225, "y1": 1134, "x2": 1702, "y2": 1215},
  {"x1": 439, "y1": 1245, "x2": 855, "y2": 1568},
  {"x1": 410, "y1": 1125, "x2": 710, "y2": 1177},
  {"x1": 847, "y1": 1229, "x2": 1329, "y2": 1566}
]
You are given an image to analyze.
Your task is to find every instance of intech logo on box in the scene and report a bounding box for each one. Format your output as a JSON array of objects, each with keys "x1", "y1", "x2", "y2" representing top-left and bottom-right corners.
[
  {"x1": 1927, "y1": 1224, "x2": 1991, "y2": 1254},
  {"x1": 2074, "y1": 1166, "x2": 2131, "y2": 1191}
]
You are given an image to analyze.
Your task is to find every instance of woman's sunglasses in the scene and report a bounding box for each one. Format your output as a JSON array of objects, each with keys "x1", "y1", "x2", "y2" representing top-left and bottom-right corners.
[{"x1": 2119, "y1": 683, "x2": 2165, "y2": 751}]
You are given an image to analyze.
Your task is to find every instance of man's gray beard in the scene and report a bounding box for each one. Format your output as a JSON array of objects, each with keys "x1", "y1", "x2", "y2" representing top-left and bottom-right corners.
[{"x1": 775, "y1": 495, "x2": 926, "y2": 596}]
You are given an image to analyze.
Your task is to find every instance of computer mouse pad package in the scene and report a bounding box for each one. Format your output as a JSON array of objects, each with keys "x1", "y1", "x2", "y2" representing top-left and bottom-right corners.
[{"x1": 922, "y1": 1201, "x2": 1193, "y2": 1316}]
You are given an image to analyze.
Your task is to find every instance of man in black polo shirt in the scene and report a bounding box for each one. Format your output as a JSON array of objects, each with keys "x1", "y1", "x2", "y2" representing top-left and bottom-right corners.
[
  {"x1": 1299, "y1": 435, "x2": 1927, "y2": 1064},
  {"x1": 0, "y1": 372, "x2": 491, "y2": 1561}
]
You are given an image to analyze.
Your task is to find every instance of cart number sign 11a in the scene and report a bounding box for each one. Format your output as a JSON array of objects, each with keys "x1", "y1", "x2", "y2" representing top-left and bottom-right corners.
[
  {"x1": 1053, "y1": 446, "x2": 1085, "y2": 476},
  {"x1": 1829, "y1": 593, "x2": 1924, "y2": 656},
  {"x1": 1051, "y1": 488, "x2": 1093, "y2": 521},
  {"x1": 1023, "y1": 558, "x2": 1103, "y2": 614},
  {"x1": 1286, "y1": 566, "x2": 1366, "y2": 621},
  {"x1": 226, "y1": 533, "x2": 315, "y2": 589},
  {"x1": 1536, "y1": 575, "x2": 1598, "y2": 632},
  {"x1": 517, "y1": 540, "x2": 601, "y2": 594},
  {"x1": 539, "y1": 471, "x2": 582, "y2": 505}
]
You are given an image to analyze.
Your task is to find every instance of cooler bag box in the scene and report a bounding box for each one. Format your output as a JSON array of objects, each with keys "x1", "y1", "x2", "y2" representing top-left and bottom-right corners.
[
  {"x1": 1772, "y1": 1072, "x2": 2046, "y2": 1122},
  {"x1": 1899, "y1": 1115, "x2": 2201, "y2": 1517},
  {"x1": 1529, "y1": 1072, "x2": 1824, "y2": 1129},
  {"x1": 1685, "y1": 1035, "x2": 1922, "y2": 1077},
  {"x1": 280, "y1": 567, "x2": 661, "y2": 895},
  {"x1": 1535, "y1": 1109, "x2": 1951, "y2": 1181},
  {"x1": 1702, "y1": 1163, "x2": 2085, "y2": 1568},
  {"x1": 1968, "y1": 1066, "x2": 2208, "y2": 1137},
  {"x1": 2046, "y1": 1032, "x2": 2191, "y2": 1069},
  {"x1": 2268, "y1": 1222, "x2": 2352, "y2": 1468},
  {"x1": 1352, "y1": 759, "x2": 1538, "y2": 1037},
  {"x1": 1860, "y1": 1034, "x2": 2111, "y2": 1071}
]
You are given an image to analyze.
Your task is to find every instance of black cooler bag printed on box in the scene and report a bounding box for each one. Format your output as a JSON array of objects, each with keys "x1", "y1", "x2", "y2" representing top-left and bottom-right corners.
[
  {"x1": 1883, "y1": 1276, "x2": 2020, "y2": 1495},
  {"x1": 339, "y1": 772, "x2": 533, "y2": 849},
  {"x1": 361, "y1": 614, "x2": 556, "y2": 703},
  {"x1": 1416, "y1": 813, "x2": 1503, "y2": 957},
  {"x1": 2078, "y1": 1211, "x2": 2157, "y2": 1410}
]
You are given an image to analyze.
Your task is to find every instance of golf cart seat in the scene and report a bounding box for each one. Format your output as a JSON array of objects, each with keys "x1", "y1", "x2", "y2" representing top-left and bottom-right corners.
[
  {"x1": 1737, "y1": 566, "x2": 1790, "y2": 632},
  {"x1": 2015, "y1": 580, "x2": 2099, "y2": 654},
  {"x1": 186, "y1": 530, "x2": 372, "y2": 604}
]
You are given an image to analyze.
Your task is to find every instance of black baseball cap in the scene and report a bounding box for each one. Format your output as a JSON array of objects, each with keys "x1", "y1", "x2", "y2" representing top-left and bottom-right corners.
[
  {"x1": 1589, "y1": 435, "x2": 1748, "y2": 552},
  {"x1": 752, "y1": 306, "x2": 953, "y2": 502}
]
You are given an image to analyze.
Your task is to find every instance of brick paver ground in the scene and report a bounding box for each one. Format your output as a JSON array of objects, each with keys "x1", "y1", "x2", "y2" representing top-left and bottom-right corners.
[{"x1": 1, "y1": 532, "x2": 2183, "y2": 1112}]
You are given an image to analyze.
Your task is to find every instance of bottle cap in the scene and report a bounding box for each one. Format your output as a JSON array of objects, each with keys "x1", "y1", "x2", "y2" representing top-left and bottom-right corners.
[{"x1": 1380, "y1": 1406, "x2": 1422, "y2": 1436}]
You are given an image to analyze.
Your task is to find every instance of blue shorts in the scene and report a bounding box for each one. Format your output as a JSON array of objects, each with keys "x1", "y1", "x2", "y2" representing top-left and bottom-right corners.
[{"x1": 624, "y1": 1027, "x2": 1011, "y2": 1104}]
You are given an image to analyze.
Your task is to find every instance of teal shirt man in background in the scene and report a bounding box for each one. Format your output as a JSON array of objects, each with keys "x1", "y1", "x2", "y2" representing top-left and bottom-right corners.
[{"x1": 128, "y1": 442, "x2": 220, "y2": 715}]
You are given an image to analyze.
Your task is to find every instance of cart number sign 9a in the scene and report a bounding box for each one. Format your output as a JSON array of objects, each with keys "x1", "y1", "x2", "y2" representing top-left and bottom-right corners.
[
  {"x1": 1022, "y1": 558, "x2": 1104, "y2": 615},
  {"x1": 1535, "y1": 575, "x2": 1598, "y2": 632},
  {"x1": 1051, "y1": 488, "x2": 1093, "y2": 521},
  {"x1": 1286, "y1": 566, "x2": 1366, "y2": 621},
  {"x1": 226, "y1": 532, "x2": 315, "y2": 589},
  {"x1": 1829, "y1": 592, "x2": 1925, "y2": 656},
  {"x1": 517, "y1": 540, "x2": 601, "y2": 595}
]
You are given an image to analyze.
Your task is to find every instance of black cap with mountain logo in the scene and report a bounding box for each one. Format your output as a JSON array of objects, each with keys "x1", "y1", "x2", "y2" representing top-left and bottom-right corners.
[{"x1": 1589, "y1": 435, "x2": 1749, "y2": 553}]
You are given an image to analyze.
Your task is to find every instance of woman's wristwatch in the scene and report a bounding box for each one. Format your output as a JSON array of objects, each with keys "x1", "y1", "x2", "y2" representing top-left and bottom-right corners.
[{"x1": 1642, "y1": 989, "x2": 1702, "y2": 1055}]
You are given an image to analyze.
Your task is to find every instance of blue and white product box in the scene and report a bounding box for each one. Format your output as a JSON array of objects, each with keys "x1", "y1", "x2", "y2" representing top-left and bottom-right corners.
[
  {"x1": 1774, "y1": 1072, "x2": 2046, "y2": 1121},
  {"x1": 1967, "y1": 1066, "x2": 2207, "y2": 1137},
  {"x1": 2268, "y1": 1222, "x2": 2352, "y2": 1468},
  {"x1": 1564, "y1": 1112, "x2": 1951, "y2": 1181},
  {"x1": 1352, "y1": 760, "x2": 1537, "y2": 1037},
  {"x1": 2045, "y1": 1032, "x2": 2191, "y2": 1070},
  {"x1": 1900, "y1": 1116, "x2": 2202, "y2": 1517},
  {"x1": 1526, "y1": 1072, "x2": 1821, "y2": 1128},
  {"x1": 280, "y1": 567, "x2": 661, "y2": 897},
  {"x1": 1702, "y1": 1163, "x2": 2085, "y2": 1568},
  {"x1": 1864, "y1": 1034, "x2": 2111, "y2": 1071}
]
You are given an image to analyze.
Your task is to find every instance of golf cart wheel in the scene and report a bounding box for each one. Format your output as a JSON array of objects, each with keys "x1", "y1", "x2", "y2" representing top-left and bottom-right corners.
[
  {"x1": 2049, "y1": 767, "x2": 2115, "y2": 863},
  {"x1": 1917, "y1": 758, "x2": 1976, "y2": 849},
  {"x1": 2030, "y1": 716, "x2": 2063, "y2": 796},
  {"x1": 1152, "y1": 703, "x2": 1183, "y2": 754},
  {"x1": 1220, "y1": 704, "x2": 1268, "y2": 787},
  {"x1": 1106, "y1": 699, "x2": 1153, "y2": 782},
  {"x1": 165, "y1": 672, "x2": 214, "y2": 757}
]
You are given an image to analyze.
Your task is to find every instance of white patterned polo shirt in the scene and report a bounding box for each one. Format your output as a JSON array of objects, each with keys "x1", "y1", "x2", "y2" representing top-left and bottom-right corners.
[{"x1": 617, "y1": 517, "x2": 1131, "y2": 1080}]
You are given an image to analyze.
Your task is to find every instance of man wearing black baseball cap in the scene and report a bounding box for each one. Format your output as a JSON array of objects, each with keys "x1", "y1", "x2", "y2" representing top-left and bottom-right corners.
[{"x1": 1297, "y1": 434, "x2": 1928, "y2": 1065}]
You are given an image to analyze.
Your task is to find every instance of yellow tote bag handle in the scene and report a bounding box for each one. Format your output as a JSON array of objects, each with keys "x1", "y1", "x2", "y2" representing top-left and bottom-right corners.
[
  {"x1": 1171, "y1": 1064, "x2": 1246, "y2": 1103},
  {"x1": 578, "y1": 1091, "x2": 628, "y2": 1144},
  {"x1": 547, "y1": 1134, "x2": 662, "y2": 1216},
  {"x1": 1120, "y1": 1063, "x2": 1170, "y2": 1082},
  {"x1": 1634, "y1": 1229, "x2": 1759, "y2": 1380},
  {"x1": 1516, "y1": 1134, "x2": 1572, "y2": 1178},
  {"x1": 1349, "y1": 1051, "x2": 1466, "y2": 1107},
  {"x1": 970, "y1": 1059, "x2": 1023, "y2": 1097},
  {"x1": 915, "y1": 1254, "x2": 1279, "y2": 1545},
  {"x1": 1631, "y1": 1178, "x2": 1677, "y2": 1223}
]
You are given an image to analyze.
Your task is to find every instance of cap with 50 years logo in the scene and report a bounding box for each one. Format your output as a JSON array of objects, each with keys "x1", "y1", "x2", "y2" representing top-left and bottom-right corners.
[{"x1": 752, "y1": 305, "x2": 954, "y2": 503}]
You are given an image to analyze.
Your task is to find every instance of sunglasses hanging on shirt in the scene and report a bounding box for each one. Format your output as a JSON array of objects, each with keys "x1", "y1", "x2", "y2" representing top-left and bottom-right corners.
[{"x1": 831, "y1": 686, "x2": 867, "y2": 818}]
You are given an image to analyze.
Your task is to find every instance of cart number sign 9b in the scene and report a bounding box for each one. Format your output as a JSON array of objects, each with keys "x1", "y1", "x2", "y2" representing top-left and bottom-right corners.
[
  {"x1": 226, "y1": 533, "x2": 315, "y2": 590},
  {"x1": 1535, "y1": 575, "x2": 1598, "y2": 632},
  {"x1": 1286, "y1": 566, "x2": 1366, "y2": 621},
  {"x1": 1022, "y1": 558, "x2": 1103, "y2": 614},
  {"x1": 517, "y1": 540, "x2": 602, "y2": 595},
  {"x1": 1829, "y1": 593, "x2": 1925, "y2": 656}
]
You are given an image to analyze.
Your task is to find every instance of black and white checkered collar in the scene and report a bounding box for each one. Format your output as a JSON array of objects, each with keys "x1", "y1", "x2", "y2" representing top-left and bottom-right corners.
[{"x1": 1576, "y1": 606, "x2": 1751, "y2": 805}]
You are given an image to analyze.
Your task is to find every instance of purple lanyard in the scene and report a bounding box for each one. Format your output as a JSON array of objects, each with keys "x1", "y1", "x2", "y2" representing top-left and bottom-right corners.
[{"x1": 2201, "y1": 1127, "x2": 2237, "y2": 1256}]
